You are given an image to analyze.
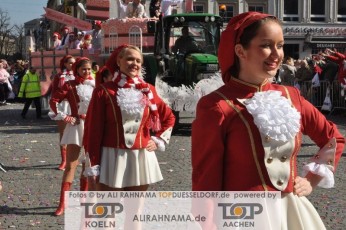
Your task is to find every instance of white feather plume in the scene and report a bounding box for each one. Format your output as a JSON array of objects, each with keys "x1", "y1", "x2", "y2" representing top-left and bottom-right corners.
[{"x1": 155, "y1": 73, "x2": 224, "y2": 114}]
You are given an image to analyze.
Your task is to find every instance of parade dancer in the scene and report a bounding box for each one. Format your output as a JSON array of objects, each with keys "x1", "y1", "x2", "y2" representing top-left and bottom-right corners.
[
  {"x1": 83, "y1": 45, "x2": 175, "y2": 229},
  {"x1": 192, "y1": 12, "x2": 345, "y2": 229},
  {"x1": 84, "y1": 45, "x2": 175, "y2": 191},
  {"x1": 49, "y1": 55, "x2": 75, "y2": 170},
  {"x1": 49, "y1": 57, "x2": 95, "y2": 216}
]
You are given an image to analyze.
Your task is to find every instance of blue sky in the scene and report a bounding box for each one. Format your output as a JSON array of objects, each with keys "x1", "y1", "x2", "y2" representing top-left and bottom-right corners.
[{"x1": 2, "y1": 0, "x2": 48, "y2": 26}]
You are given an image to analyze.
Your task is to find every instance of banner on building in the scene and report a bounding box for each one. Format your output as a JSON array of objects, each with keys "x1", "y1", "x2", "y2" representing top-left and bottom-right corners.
[
  {"x1": 86, "y1": 0, "x2": 110, "y2": 21},
  {"x1": 44, "y1": 7, "x2": 92, "y2": 31}
]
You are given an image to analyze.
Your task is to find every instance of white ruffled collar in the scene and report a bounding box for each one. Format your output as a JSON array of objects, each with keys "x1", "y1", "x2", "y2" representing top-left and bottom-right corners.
[
  {"x1": 61, "y1": 70, "x2": 74, "y2": 78},
  {"x1": 241, "y1": 90, "x2": 301, "y2": 142},
  {"x1": 76, "y1": 82, "x2": 94, "y2": 114},
  {"x1": 117, "y1": 88, "x2": 147, "y2": 115}
]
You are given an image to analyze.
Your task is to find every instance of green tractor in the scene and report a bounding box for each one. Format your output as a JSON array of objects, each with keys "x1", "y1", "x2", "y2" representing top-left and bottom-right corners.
[
  {"x1": 148, "y1": 13, "x2": 223, "y2": 86},
  {"x1": 144, "y1": 13, "x2": 223, "y2": 127}
]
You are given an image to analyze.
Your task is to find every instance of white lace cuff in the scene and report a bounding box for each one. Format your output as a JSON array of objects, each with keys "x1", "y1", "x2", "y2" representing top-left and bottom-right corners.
[
  {"x1": 302, "y1": 162, "x2": 334, "y2": 188},
  {"x1": 83, "y1": 165, "x2": 100, "y2": 177},
  {"x1": 48, "y1": 111, "x2": 67, "y2": 121},
  {"x1": 151, "y1": 136, "x2": 165, "y2": 152}
]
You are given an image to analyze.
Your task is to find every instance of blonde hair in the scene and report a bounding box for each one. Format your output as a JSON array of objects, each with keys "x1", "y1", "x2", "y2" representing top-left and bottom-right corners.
[{"x1": 117, "y1": 45, "x2": 143, "y2": 64}]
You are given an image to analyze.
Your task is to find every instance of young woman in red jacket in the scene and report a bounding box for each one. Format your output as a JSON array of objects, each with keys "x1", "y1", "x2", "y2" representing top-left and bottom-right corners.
[
  {"x1": 49, "y1": 55, "x2": 75, "y2": 171},
  {"x1": 49, "y1": 57, "x2": 95, "y2": 216},
  {"x1": 192, "y1": 12, "x2": 345, "y2": 229},
  {"x1": 84, "y1": 45, "x2": 175, "y2": 191}
]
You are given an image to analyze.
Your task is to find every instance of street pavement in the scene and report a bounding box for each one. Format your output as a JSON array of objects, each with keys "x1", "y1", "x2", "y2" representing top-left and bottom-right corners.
[{"x1": 0, "y1": 102, "x2": 345, "y2": 230}]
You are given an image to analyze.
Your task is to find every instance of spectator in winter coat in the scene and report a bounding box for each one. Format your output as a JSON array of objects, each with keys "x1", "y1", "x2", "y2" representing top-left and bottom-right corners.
[
  {"x1": 295, "y1": 59, "x2": 313, "y2": 83},
  {"x1": 321, "y1": 48, "x2": 346, "y2": 85},
  {"x1": 0, "y1": 62, "x2": 10, "y2": 104},
  {"x1": 280, "y1": 56, "x2": 296, "y2": 85}
]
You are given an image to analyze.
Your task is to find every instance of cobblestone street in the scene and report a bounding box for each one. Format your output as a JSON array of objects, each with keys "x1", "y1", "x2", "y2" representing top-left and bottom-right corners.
[{"x1": 0, "y1": 102, "x2": 345, "y2": 229}]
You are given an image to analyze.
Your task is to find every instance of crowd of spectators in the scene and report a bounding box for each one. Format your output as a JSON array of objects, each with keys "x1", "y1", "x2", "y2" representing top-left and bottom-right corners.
[
  {"x1": 274, "y1": 48, "x2": 344, "y2": 87},
  {"x1": 118, "y1": 0, "x2": 165, "y2": 19},
  {"x1": 49, "y1": 20, "x2": 102, "y2": 52},
  {"x1": 0, "y1": 59, "x2": 30, "y2": 105},
  {"x1": 272, "y1": 48, "x2": 346, "y2": 109},
  {"x1": 48, "y1": 0, "x2": 167, "y2": 53}
]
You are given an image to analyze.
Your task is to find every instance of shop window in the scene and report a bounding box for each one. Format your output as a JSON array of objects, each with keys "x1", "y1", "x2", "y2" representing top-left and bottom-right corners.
[
  {"x1": 193, "y1": 4, "x2": 205, "y2": 13},
  {"x1": 311, "y1": 0, "x2": 325, "y2": 22},
  {"x1": 337, "y1": 0, "x2": 346, "y2": 22},
  {"x1": 219, "y1": 4, "x2": 234, "y2": 23},
  {"x1": 248, "y1": 5, "x2": 264, "y2": 13},
  {"x1": 283, "y1": 0, "x2": 299, "y2": 22},
  {"x1": 284, "y1": 44, "x2": 299, "y2": 60}
]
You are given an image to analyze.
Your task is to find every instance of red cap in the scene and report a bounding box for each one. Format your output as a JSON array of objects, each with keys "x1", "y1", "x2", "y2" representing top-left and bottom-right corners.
[
  {"x1": 72, "y1": 57, "x2": 90, "y2": 77},
  {"x1": 95, "y1": 20, "x2": 102, "y2": 28},
  {"x1": 59, "y1": 55, "x2": 74, "y2": 71},
  {"x1": 105, "y1": 44, "x2": 129, "y2": 75},
  {"x1": 218, "y1": 12, "x2": 274, "y2": 83},
  {"x1": 84, "y1": 34, "x2": 92, "y2": 40},
  {"x1": 53, "y1": 32, "x2": 61, "y2": 39}
]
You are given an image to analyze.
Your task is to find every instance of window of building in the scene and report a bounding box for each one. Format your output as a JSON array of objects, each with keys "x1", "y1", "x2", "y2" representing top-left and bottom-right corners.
[
  {"x1": 337, "y1": 0, "x2": 346, "y2": 22},
  {"x1": 193, "y1": 4, "x2": 205, "y2": 13},
  {"x1": 311, "y1": 0, "x2": 325, "y2": 22},
  {"x1": 284, "y1": 44, "x2": 299, "y2": 60},
  {"x1": 283, "y1": 0, "x2": 299, "y2": 22},
  {"x1": 219, "y1": 4, "x2": 234, "y2": 23},
  {"x1": 248, "y1": 5, "x2": 264, "y2": 13}
]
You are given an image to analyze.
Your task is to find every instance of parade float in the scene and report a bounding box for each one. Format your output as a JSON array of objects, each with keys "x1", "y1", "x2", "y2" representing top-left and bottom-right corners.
[{"x1": 30, "y1": 10, "x2": 224, "y2": 114}]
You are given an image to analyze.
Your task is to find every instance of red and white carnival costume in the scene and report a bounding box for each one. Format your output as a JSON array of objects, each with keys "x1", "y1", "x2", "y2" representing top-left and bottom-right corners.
[
  {"x1": 83, "y1": 72, "x2": 175, "y2": 188},
  {"x1": 192, "y1": 77, "x2": 345, "y2": 229},
  {"x1": 49, "y1": 70, "x2": 75, "y2": 120},
  {"x1": 50, "y1": 76, "x2": 95, "y2": 147}
]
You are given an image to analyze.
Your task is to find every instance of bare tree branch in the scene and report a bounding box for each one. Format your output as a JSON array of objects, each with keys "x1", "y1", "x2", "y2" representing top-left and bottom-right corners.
[{"x1": 0, "y1": 9, "x2": 14, "y2": 56}]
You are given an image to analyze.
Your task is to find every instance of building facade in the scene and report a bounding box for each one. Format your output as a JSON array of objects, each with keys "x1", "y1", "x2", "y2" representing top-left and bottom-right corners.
[{"x1": 193, "y1": 0, "x2": 346, "y2": 59}]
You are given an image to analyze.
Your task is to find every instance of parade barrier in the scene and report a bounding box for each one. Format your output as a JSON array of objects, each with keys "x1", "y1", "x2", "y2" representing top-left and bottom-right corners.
[{"x1": 283, "y1": 80, "x2": 346, "y2": 114}]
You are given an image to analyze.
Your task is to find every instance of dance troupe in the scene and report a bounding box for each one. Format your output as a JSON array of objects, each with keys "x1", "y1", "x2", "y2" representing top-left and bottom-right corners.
[{"x1": 48, "y1": 12, "x2": 345, "y2": 230}]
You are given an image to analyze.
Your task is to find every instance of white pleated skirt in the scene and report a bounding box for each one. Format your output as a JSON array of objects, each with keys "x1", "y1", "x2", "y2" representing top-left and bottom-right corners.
[
  {"x1": 61, "y1": 119, "x2": 84, "y2": 147},
  {"x1": 99, "y1": 147, "x2": 163, "y2": 188},
  {"x1": 281, "y1": 193, "x2": 326, "y2": 230}
]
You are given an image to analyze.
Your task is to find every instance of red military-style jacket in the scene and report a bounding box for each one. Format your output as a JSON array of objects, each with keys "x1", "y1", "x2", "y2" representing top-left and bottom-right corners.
[
  {"x1": 84, "y1": 81, "x2": 176, "y2": 167},
  {"x1": 192, "y1": 77, "x2": 345, "y2": 192},
  {"x1": 50, "y1": 77, "x2": 94, "y2": 118},
  {"x1": 51, "y1": 70, "x2": 74, "y2": 95}
]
